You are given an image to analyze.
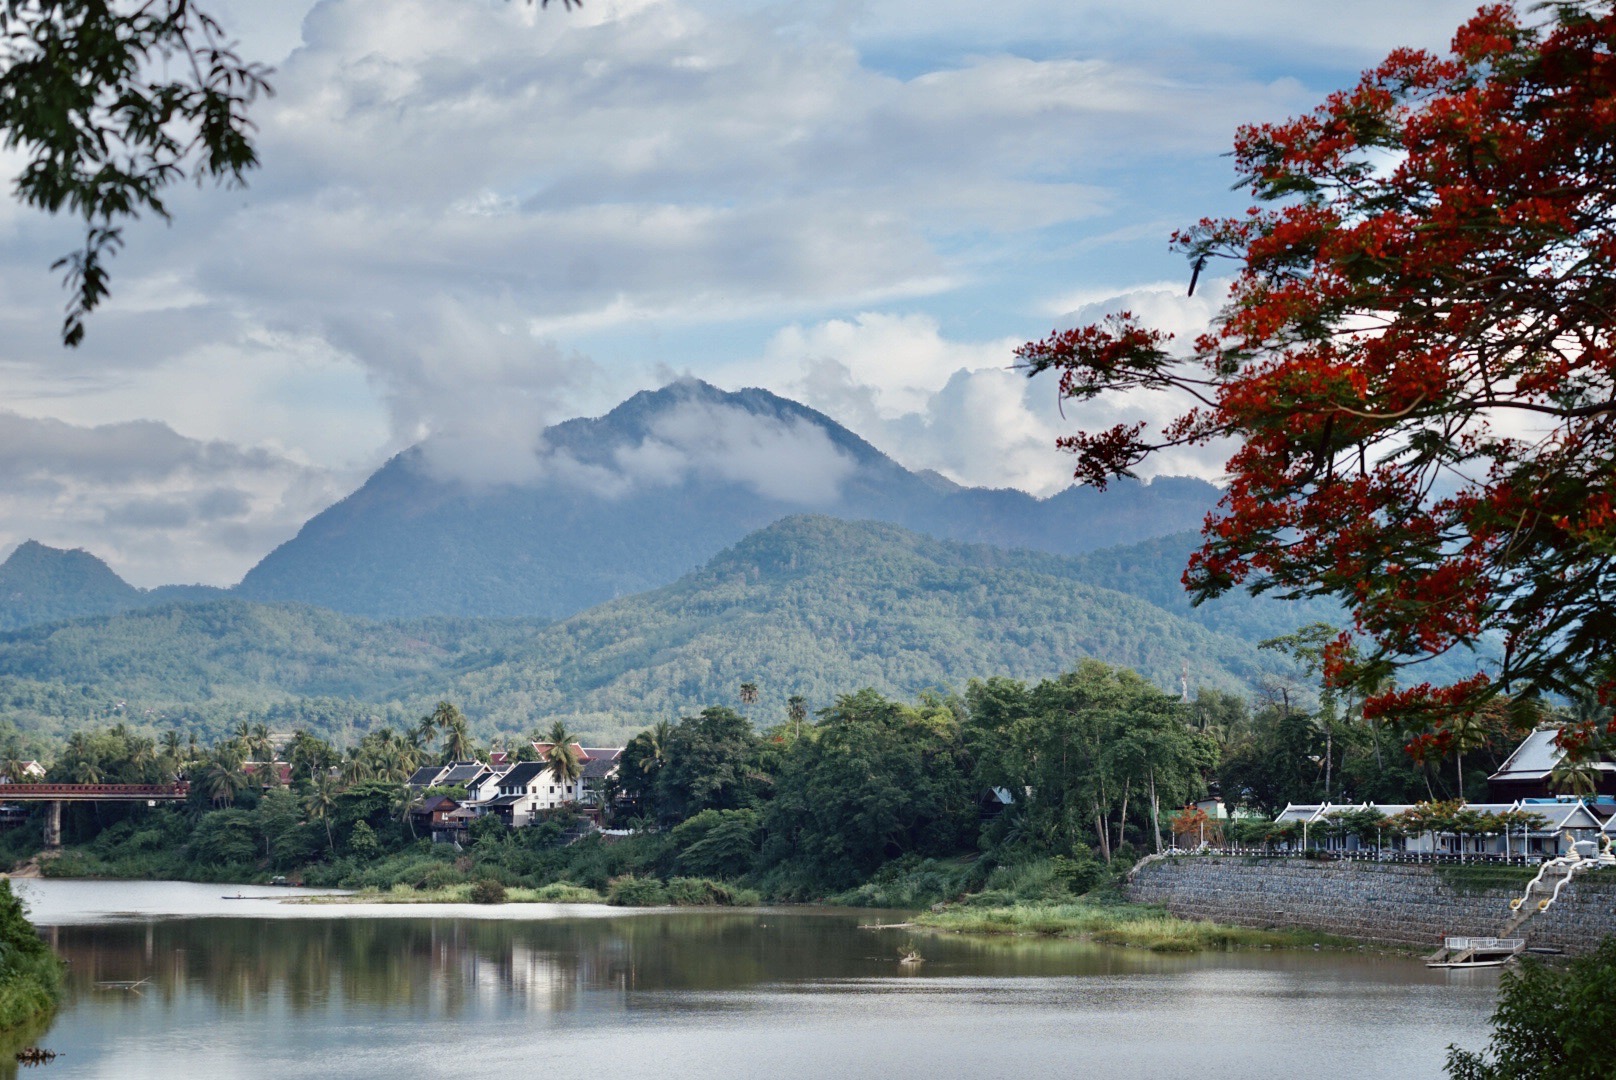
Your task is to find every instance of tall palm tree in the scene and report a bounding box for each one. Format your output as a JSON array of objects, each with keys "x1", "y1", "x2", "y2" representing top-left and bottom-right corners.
[
  {"x1": 787, "y1": 695, "x2": 808, "y2": 738},
  {"x1": 305, "y1": 771, "x2": 341, "y2": 852},
  {"x1": 158, "y1": 730, "x2": 184, "y2": 780},
  {"x1": 392, "y1": 783, "x2": 419, "y2": 840},
  {"x1": 441, "y1": 717, "x2": 474, "y2": 764},
  {"x1": 649, "y1": 720, "x2": 672, "y2": 763},
  {"x1": 543, "y1": 721, "x2": 583, "y2": 800},
  {"x1": 351, "y1": 745, "x2": 381, "y2": 784},
  {"x1": 246, "y1": 722, "x2": 274, "y2": 764},
  {"x1": 739, "y1": 682, "x2": 759, "y2": 707},
  {"x1": 413, "y1": 713, "x2": 439, "y2": 753},
  {"x1": 199, "y1": 747, "x2": 246, "y2": 806}
]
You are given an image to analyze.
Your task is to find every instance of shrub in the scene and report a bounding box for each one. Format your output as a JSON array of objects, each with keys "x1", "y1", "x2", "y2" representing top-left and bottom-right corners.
[
  {"x1": 607, "y1": 875, "x2": 669, "y2": 907},
  {"x1": 1447, "y1": 936, "x2": 1616, "y2": 1079},
  {"x1": 469, "y1": 879, "x2": 507, "y2": 904},
  {"x1": 664, "y1": 877, "x2": 761, "y2": 906}
]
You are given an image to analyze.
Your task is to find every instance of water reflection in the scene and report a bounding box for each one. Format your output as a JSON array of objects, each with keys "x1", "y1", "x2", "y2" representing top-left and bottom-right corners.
[{"x1": 23, "y1": 894, "x2": 1501, "y2": 1080}]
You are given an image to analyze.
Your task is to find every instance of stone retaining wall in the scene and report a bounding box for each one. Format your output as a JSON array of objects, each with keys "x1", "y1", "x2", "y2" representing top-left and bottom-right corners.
[{"x1": 1126, "y1": 855, "x2": 1616, "y2": 954}]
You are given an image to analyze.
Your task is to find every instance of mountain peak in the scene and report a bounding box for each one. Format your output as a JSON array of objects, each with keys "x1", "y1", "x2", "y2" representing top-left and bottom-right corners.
[
  {"x1": 237, "y1": 383, "x2": 1222, "y2": 620},
  {"x1": 0, "y1": 540, "x2": 143, "y2": 631}
]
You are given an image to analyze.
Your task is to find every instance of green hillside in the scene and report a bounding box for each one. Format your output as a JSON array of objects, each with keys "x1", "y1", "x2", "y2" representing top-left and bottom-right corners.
[
  {"x1": 0, "y1": 517, "x2": 1289, "y2": 746},
  {"x1": 434, "y1": 516, "x2": 1291, "y2": 741}
]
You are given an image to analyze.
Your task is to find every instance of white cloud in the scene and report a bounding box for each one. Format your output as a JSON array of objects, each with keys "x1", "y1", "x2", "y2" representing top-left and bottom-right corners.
[
  {"x1": 745, "y1": 285, "x2": 1237, "y2": 496},
  {"x1": 0, "y1": 0, "x2": 1492, "y2": 580},
  {"x1": 545, "y1": 392, "x2": 857, "y2": 504},
  {"x1": 0, "y1": 414, "x2": 343, "y2": 587}
]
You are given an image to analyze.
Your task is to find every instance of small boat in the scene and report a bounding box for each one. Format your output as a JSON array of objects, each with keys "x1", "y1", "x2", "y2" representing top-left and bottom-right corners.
[{"x1": 1428, "y1": 958, "x2": 1512, "y2": 969}]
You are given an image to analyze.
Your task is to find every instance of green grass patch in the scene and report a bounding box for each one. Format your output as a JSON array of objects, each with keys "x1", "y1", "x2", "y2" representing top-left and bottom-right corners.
[
  {"x1": 913, "y1": 901, "x2": 1342, "y2": 953},
  {"x1": 1433, "y1": 864, "x2": 1538, "y2": 895}
]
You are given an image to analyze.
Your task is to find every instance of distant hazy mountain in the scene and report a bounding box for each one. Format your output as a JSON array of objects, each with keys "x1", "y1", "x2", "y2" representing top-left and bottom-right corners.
[
  {"x1": 0, "y1": 542, "x2": 230, "y2": 633},
  {"x1": 0, "y1": 516, "x2": 1288, "y2": 744},
  {"x1": 234, "y1": 379, "x2": 1220, "y2": 619},
  {"x1": 0, "y1": 542, "x2": 144, "y2": 631}
]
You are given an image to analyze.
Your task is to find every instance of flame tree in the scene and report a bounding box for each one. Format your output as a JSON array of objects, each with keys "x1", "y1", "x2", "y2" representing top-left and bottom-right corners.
[{"x1": 1021, "y1": 2, "x2": 1616, "y2": 756}]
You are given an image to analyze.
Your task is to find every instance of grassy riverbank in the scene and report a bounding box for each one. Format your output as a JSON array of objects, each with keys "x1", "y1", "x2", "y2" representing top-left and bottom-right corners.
[
  {"x1": 0, "y1": 881, "x2": 61, "y2": 1033},
  {"x1": 913, "y1": 900, "x2": 1347, "y2": 953}
]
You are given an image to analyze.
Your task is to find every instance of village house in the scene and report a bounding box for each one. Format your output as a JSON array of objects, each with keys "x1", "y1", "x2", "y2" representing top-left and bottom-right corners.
[
  {"x1": 0, "y1": 761, "x2": 45, "y2": 784},
  {"x1": 411, "y1": 794, "x2": 466, "y2": 842},
  {"x1": 405, "y1": 742, "x2": 627, "y2": 832},
  {"x1": 1270, "y1": 798, "x2": 1607, "y2": 859},
  {"x1": 1488, "y1": 726, "x2": 1616, "y2": 800},
  {"x1": 577, "y1": 747, "x2": 624, "y2": 813}
]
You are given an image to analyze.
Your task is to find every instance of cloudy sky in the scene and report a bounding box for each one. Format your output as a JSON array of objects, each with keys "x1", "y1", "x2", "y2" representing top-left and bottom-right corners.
[{"x1": 0, "y1": 0, "x2": 1487, "y2": 586}]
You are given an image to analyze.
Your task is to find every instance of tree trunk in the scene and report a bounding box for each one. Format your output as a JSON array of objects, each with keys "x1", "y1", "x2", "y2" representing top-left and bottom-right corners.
[
  {"x1": 1149, "y1": 770, "x2": 1163, "y2": 854},
  {"x1": 1324, "y1": 722, "x2": 1333, "y2": 801},
  {"x1": 1116, "y1": 780, "x2": 1131, "y2": 855},
  {"x1": 1094, "y1": 803, "x2": 1111, "y2": 863},
  {"x1": 1456, "y1": 750, "x2": 1464, "y2": 802}
]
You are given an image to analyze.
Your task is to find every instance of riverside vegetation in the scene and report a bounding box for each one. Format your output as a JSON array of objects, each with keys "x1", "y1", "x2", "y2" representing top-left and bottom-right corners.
[
  {"x1": 5, "y1": 648, "x2": 1599, "y2": 951},
  {"x1": 0, "y1": 880, "x2": 60, "y2": 1035}
]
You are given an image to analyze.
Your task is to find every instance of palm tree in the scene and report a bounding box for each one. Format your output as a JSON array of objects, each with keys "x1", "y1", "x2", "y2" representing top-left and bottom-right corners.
[
  {"x1": 413, "y1": 713, "x2": 439, "y2": 754},
  {"x1": 740, "y1": 682, "x2": 759, "y2": 707},
  {"x1": 543, "y1": 721, "x2": 583, "y2": 800},
  {"x1": 158, "y1": 730, "x2": 184, "y2": 780},
  {"x1": 73, "y1": 759, "x2": 104, "y2": 785},
  {"x1": 199, "y1": 748, "x2": 247, "y2": 806},
  {"x1": 305, "y1": 771, "x2": 341, "y2": 852},
  {"x1": 649, "y1": 720, "x2": 672, "y2": 763},
  {"x1": 392, "y1": 783, "x2": 419, "y2": 840},
  {"x1": 787, "y1": 695, "x2": 808, "y2": 738},
  {"x1": 246, "y1": 722, "x2": 274, "y2": 764},
  {"x1": 441, "y1": 717, "x2": 474, "y2": 764},
  {"x1": 1551, "y1": 755, "x2": 1598, "y2": 798},
  {"x1": 343, "y1": 746, "x2": 374, "y2": 784}
]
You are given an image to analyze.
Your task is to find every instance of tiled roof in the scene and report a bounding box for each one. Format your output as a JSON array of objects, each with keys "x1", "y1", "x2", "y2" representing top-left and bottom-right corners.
[
  {"x1": 497, "y1": 761, "x2": 549, "y2": 789},
  {"x1": 438, "y1": 762, "x2": 485, "y2": 785},
  {"x1": 407, "y1": 766, "x2": 444, "y2": 788}
]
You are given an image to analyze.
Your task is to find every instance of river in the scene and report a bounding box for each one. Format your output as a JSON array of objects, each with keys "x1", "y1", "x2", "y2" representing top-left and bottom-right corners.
[{"x1": 12, "y1": 880, "x2": 1497, "y2": 1080}]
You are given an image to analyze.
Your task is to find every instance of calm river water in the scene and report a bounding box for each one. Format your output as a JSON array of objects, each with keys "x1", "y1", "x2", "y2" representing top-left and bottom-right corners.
[{"x1": 12, "y1": 880, "x2": 1497, "y2": 1080}]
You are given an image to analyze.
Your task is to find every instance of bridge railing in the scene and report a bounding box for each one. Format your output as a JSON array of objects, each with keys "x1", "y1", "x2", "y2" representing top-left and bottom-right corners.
[{"x1": 0, "y1": 783, "x2": 189, "y2": 799}]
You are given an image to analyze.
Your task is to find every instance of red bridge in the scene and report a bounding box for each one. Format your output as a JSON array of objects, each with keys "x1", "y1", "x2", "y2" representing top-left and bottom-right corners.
[
  {"x1": 0, "y1": 783, "x2": 189, "y2": 847},
  {"x1": 0, "y1": 783, "x2": 189, "y2": 803}
]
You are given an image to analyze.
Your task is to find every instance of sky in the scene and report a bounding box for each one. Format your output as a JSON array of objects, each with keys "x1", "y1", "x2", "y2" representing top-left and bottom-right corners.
[{"x1": 0, "y1": 0, "x2": 1488, "y2": 587}]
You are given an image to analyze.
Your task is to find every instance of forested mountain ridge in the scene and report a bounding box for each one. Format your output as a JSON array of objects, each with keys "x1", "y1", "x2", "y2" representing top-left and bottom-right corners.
[
  {"x1": 233, "y1": 379, "x2": 1221, "y2": 619},
  {"x1": 0, "y1": 517, "x2": 1293, "y2": 747},
  {"x1": 435, "y1": 515, "x2": 1295, "y2": 741},
  {"x1": 0, "y1": 541, "x2": 229, "y2": 632}
]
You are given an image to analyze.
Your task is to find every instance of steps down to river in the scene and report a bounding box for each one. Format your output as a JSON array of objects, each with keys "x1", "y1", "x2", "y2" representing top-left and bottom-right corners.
[{"x1": 1127, "y1": 856, "x2": 1616, "y2": 955}]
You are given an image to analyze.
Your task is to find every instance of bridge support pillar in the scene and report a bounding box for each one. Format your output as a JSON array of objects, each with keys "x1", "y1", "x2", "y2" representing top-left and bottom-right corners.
[{"x1": 43, "y1": 801, "x2": 61, "y2": 849}]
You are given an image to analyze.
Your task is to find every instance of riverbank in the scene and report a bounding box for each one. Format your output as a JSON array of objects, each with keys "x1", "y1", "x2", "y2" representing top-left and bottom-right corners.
[
  {"x1": 1127, "y1": 855, "x2": 1616, "y2": 955},
  {"x1": 910, "y1": 900, "x2": 1354, "y2": 953},
  {"x1": 0, "y1": 880, "x2": 61, "y2": 1035}
]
